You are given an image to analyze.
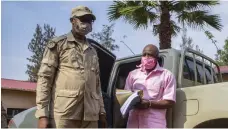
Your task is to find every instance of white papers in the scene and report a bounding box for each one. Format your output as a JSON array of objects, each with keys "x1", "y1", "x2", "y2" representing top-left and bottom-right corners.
[{"x1": 120, "y1": 91, "x2": 142, "y2": 118}]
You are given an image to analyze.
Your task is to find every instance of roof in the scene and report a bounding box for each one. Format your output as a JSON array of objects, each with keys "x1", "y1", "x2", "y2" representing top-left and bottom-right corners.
[
  {"x1": 1, "y1": 78, "x2": 37, "y2": 92},
  {"x1": 214, "y1": 66, "x2": 228, "y2": 74}
]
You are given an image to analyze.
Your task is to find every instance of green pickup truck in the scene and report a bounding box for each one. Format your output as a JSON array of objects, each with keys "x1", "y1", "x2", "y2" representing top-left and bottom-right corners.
[{"x1": 8, "y1": 39, "x2": 228, "y2": 128}]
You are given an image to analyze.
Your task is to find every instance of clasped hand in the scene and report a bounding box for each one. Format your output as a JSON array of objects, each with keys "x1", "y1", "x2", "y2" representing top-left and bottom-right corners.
[{"x1": 135, "y1": 99, "x2": 150, "y2": 109}]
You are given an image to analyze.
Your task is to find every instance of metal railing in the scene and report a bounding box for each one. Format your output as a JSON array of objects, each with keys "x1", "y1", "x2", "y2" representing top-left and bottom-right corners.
[{"x1": 178, "y1": 48, "x2": 223, "y2": 87}]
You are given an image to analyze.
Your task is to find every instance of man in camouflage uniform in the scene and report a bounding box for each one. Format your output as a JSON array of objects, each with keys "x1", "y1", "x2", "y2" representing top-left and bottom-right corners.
[{"x1": 35, "y1": 6, "x2": 107, "y2": 128}]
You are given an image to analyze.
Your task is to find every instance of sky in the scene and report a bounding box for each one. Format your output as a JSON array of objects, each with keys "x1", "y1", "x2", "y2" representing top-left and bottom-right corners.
[{"x1": 1, "y1": 1, "x2": 228, "y2": 81}]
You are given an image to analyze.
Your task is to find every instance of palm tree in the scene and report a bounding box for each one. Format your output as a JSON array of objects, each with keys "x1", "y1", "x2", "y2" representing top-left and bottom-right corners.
[{"x1": 107, "y1": 1, "x2": 222, "y2": 49}]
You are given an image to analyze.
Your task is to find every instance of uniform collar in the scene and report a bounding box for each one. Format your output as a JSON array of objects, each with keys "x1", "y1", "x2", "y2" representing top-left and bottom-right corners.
[
  {"x1": 153, "y1": 63, "x2": 164, "y2": 72},
  {"x1": 66, "y1": 31, "x2": 92, "y2": 51},
  {"x1": 66, "y1": 31, "x2": 86, "y2": 42}
]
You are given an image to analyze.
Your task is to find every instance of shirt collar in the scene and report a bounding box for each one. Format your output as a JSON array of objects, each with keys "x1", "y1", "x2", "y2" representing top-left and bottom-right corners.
[{"x1": 66, "y1": 31, "x2": 86, "y2": 42}]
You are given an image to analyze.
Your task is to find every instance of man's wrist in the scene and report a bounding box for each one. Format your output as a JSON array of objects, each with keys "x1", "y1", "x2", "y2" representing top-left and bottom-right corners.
[
  {"x1": 149, "y1": 100, "x2": 152, "y2": 107},
  {"x1": 99, "y1": 113, "x2": 106, "y2": 121}
]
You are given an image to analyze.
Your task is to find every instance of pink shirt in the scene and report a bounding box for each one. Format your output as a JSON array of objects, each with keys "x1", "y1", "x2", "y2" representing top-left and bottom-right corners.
[{"x1": 124, "y1": 63, "x2": 176, "y2": 128}]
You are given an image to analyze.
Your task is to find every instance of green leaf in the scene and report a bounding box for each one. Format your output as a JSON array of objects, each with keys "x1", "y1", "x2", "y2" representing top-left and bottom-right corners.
[
  {"x1": 177, "y1": 10, "x2": 222, "y2": 31},
  {"x1": 107, "y1": 1, "x2": 158, "y2": 30},
  {"x1": 171, "y1": 1, "x2": 219, "y2": 12}
]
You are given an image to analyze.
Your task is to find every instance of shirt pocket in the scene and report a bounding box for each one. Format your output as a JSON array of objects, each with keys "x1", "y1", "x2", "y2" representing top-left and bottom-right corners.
[
  {"x1": 147, "y1": 81, "x2": 163, "y2": 99},
  {"x1": 90, "y1": 92, "x2": 100, "y2": 114},
  {"x1": 54, "y1": 90, "x2": 80, "y2": 114},
  {"x1": 68, "y1": 48, "x2": 84, "y2": 69}
]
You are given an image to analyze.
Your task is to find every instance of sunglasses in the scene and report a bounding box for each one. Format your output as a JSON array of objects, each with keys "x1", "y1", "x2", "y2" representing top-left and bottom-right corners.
[{"x1": 75, "y1": 16, "x2": 94, "y2": 24}]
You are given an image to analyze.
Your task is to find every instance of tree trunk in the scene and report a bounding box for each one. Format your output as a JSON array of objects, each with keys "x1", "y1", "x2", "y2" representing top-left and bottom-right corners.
[{"x1": 159, "y1": 1, "x2": 171, "y2": 49}]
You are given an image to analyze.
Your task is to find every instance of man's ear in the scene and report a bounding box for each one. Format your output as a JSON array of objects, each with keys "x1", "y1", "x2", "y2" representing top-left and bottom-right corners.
[{"x1": 70, "y1": 18, "x2": 77, "y2": 24}]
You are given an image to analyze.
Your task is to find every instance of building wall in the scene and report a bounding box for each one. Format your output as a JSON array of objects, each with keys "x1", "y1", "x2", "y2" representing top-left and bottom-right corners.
[
  {"x1": 222, "y1": 73, "x2": 228, "y2": 82},
  {"x1": 1, "y1": 89, "x2": 36, "y2": 109}
]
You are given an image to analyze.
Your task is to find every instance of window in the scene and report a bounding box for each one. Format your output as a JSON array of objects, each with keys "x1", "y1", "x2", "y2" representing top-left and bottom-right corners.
[
  {"x1": 183, "y1": 59, "x2": 192, "y2": 80},
  {"x1": 196, "y1": 63, "x2": 204, "y2": 83},
  {"x1": 185, "y1": 58, "x2": 196, "y2": 82},
  {"x1": 212, "y1": 69, "x2": 218, "y2": 83},
  {"x1": 7, "y1": 108, "x2": 26, "y2": 119},
  {"x1": 183, "y1": 56, "x2": 217, "y2": 84},
  {"x1": 205, "y1": 67, "x2": 213, "y2": 84}
]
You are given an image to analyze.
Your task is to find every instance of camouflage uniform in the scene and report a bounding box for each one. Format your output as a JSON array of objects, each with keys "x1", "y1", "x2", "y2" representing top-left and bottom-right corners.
[{"x1": 35, "y1": 6, "x2": 105, "y2": 128}]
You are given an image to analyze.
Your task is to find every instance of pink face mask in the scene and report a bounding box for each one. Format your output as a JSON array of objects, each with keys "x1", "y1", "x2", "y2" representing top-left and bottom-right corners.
[{"x1": 141, "y1": 57, "x2": 157, "y2": 70}]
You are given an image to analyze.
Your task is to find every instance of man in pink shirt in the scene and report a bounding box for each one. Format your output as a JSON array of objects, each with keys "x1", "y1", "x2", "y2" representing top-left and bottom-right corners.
[{"x1": 124, "y1": 44, "x2": 176, "y2": 128}]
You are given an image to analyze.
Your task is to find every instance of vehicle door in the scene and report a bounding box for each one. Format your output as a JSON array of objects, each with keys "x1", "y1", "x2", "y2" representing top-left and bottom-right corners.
[{"x1": 88, "y1": 39, "x2": 116, "y2": 128}]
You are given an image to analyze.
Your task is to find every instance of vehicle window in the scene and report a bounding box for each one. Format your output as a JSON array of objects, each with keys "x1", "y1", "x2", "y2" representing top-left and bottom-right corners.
[
  {"x1": 183, "y1": 57, "x2": 206, "y2": 84},
  {"x1": 183, "y1": 56, "x2": 218, "y2": 84},
  {"x1": 183, "y1": 60, "x2": 192, "y2": 80},
  {"x1": 212, "y1": 69, "x2": 218, "y2": 83},
  {"x1": 196, "y1": 63, "x2": 204, "y2": 83},
  {"x1": 205, "y1": 67, "x2": 213, "y2": 84},
  {"x1": 185, "y1": 58, "x2": 196, "y2": 82}
]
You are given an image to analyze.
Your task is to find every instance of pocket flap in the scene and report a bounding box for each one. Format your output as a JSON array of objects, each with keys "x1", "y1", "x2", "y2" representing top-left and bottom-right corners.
[
  {"x1": 66, "y1": 42, "x2": 76, "y2": 49},
  {"x1": 91, "y1": 92, "x2": 100, "y2": 100},
  {"x1": 41, "y1": 59, "x2": 58, "y2": 68},
  {"x1": 57, "y1": 90, "x2": 79, "y2": 97}
]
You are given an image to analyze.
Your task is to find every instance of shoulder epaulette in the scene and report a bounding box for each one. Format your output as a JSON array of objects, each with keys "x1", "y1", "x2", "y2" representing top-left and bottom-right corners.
[
  {"x1": 51, "y1": 34, "x2": 67, "y2": 43},
  {"x1": 47, "y1": 34, "x2": 67, "y2": 49}
]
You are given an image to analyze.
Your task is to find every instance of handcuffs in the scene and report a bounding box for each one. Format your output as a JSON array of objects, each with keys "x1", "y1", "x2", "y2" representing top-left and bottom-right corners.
[{"x1": 148, "y1": 100, "x2": 152, "y2": 108}]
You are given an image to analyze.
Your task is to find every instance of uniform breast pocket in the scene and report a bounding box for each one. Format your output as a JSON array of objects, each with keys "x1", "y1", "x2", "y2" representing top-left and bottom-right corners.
[
  {"x1": 69, "y1": 49, "x2": 83, "y2": 69},
  {"x1": 147, "y1": 81, "x2": 163, "y2": 99}
]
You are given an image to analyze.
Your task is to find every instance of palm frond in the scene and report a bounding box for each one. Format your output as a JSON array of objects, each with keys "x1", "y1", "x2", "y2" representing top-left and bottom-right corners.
[
  {"x1": 185, "y1": 1, "x2": 219, "y2": 10},
  {"x1": 171, "y1": 1, "x2": 219, "y2": 12},
  {"x1": 107, "y1": 1, "x2": 126, "y2": 21},
  {"x1": 170, "y1": 20, "x2": 181, "y2": 37},
  {"x1": 107, "y1": 1, "x2": 158, "y2": 30},
  {"x1": 178, "y1": 10, "x2": 222, "y2": 31}
]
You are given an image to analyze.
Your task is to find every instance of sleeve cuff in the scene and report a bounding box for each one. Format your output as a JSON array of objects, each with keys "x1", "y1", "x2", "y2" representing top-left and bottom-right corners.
[
  {"x1": 162, "y1": 97, "x2": 176, "y2": 103},
  {"x1": 99, "y1": 107, "x2": 106, "y2": 114},
  {"x1": 35, "y1": 108, "x2": 49, "y2": 118}
]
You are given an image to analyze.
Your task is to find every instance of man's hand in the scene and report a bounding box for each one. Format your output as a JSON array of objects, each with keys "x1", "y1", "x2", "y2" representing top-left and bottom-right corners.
[
  {"x1": 99, "y1": 114, "x2": 107, "y2": 128},
  {"x1": 135, "y1": 99, "x2": 149, "y2": 109},
  {"x1": 38, "y1": 117, "x2": 49, "y2": 128}
]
